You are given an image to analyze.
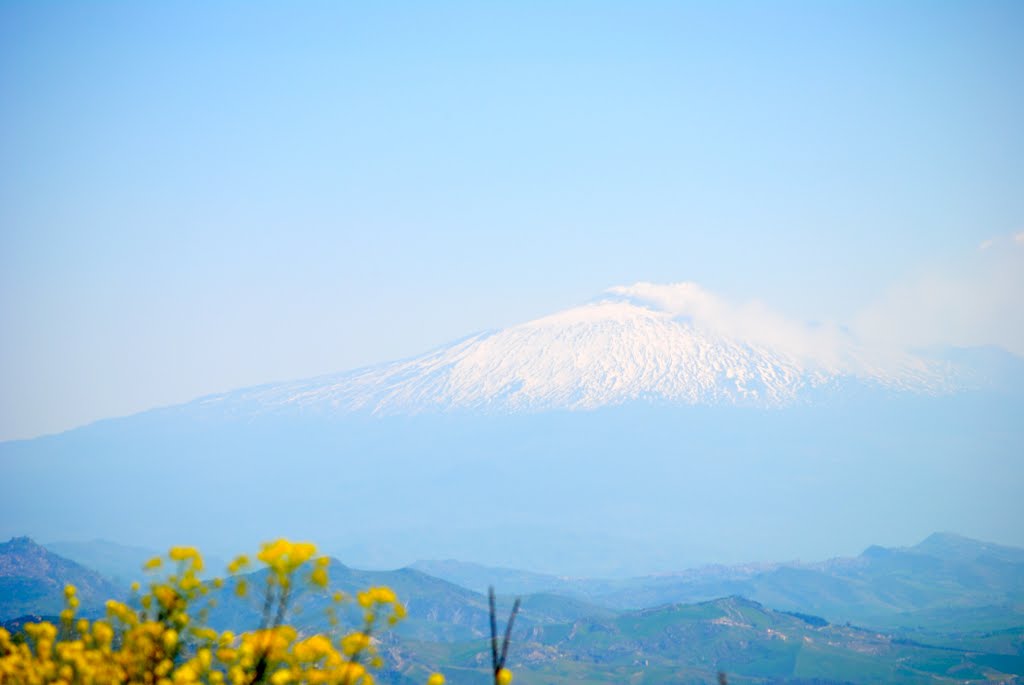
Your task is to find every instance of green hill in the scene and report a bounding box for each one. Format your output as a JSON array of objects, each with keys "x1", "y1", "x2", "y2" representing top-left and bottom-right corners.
[{"x1": 388, "y1": 597, "x2": 1024, "y2": 685}]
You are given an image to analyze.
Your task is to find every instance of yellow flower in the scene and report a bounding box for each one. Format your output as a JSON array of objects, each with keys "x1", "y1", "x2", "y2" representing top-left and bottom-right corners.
[
  {"x1": 169, "y1": 546, "x2": 200, "y2": 562},
  {"x1": 270, "y1": 670, "x2": 293, "y2": 685},
  {"x1": 92, "y1": 621, "x2": 114, "y2": 647},
  {"x1": 173, "y1": 663, "x2": 199, "y2": 684},
  {"x1": 162, "y1": 629, "x2": 178, "y2": 650},
  {"x1": 258, "y1": 539, "x2": 318, "y2": 576},
  {"x1": 427, "y1": 673, "x2": 445, "y2": 685},
  {"x1": 497, "y1": 667, "x2": 513, "y2": 685},
  {"x1": 227, "y1": 555, "x2": 250, "y2": 574},
  {"x1": 290, "y1": 542, "x2": 316, "y2": 565},
  {"x1": 338, "y1": 663, "x2": 367, "y2": 684},
  {"x1": 0, "y1": 541, "x2": 424, "y2": 685},
  {"x1": 258, "y1": 539, "x2": 290, "y2": 566},
  {"x1": 180, "y1": 574, "x2": 201, "y2": 592},
  {"x1": 357, "y1": 586, "x2": 398, "y2": 608},
  {"x1": 144, "y1": 556, "x2": 164, "y2": 570},
  {"x1": 26, "y1": 620, "x2": 57, "y2": 641},
  {"x1": 294, "y1": 634, "x2": 333, "y2": 662},
  {"x1": 155, "y1": 586, "x2": 179, "y2": 609},
  {"x1": 192, "y1": 627, "x2": 217, "y2": 643},
  {"x1": 106, "y1": 599, "x2": 137, "y2": 625},
  {"x1": 310, "y1": 567, "x2": 328, "y2": 588},
  {"x1": 341, "y1": 632, "x2": 371, "y2": 656}
]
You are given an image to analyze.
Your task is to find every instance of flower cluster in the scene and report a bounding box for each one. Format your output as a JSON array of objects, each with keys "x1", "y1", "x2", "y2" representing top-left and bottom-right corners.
[{"x1": 0, "y1": 540, "x2": 445, "y2": 685}]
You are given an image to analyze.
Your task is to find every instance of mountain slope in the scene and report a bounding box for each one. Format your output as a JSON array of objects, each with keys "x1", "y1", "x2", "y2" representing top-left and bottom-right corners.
[
  {"x1": 0, "y1": 537, "x2": 124, "y2": 619},
  {"x1": 610, "y1": 533, "x2": 1024, "y2": 627},
  {"x1": 206, "y1": 561, "x2": 616, "y2": 643},
  {"x1": 186, "y1": 291, "x2": 954, "y2": 418}
]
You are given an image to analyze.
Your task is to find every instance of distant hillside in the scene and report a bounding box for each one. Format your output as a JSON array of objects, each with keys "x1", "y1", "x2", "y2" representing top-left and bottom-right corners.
[
  {"x1": 908, "y1": 532, "x2": 1024, "y2": 564},
  {"x1": 0, "y1": 537, "x2": 123, "y2": 619},
  {"x1": 388, "y1": 596, "x2": 1024, "y2": 685},
  {"x1": 0, "y1": 543, "x2": 606, "y2": 643},
  {"x1": 417, "y1": 533, "x2": 1024, "y2": 629},
  {"x1": 408, "y1": 559, "x2": 609, "y2": 596},
  {"x1": 206, "y1": 560, "x2": 615, "y2": 644}
]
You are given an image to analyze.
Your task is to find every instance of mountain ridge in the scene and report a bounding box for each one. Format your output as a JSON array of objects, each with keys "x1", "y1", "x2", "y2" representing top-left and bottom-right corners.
[
  {"x1": 4, "y1": 286, "x2": 1023, "y2": 445},
  {"x1": 411, "y1": 532, "x2": 1024, "y2": 627},
  {"x1": 176, "y1": 291, "x2": 970, "y2": 420}
]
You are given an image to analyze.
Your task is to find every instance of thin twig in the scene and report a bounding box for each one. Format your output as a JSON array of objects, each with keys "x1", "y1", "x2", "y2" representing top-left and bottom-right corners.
[
  {"x1": 258, "y1": 575, "x2": 276, "y2": 631},
  {"x1": 251, "y1": 574, "x2": 280, "y2": 685},
  {"x1": 488, "y1": 586, "x2": 499, "y2": 676},
  {"x1": 271, "y1": 582, "x2": 291, "y2": 629},
  {"x1": 498, "y1": 598, "x2": 520, "y2": 670}
]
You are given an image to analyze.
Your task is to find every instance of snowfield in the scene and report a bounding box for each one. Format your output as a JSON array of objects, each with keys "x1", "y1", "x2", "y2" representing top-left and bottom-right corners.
[{"x1": 197, "y1": 290, "x2": 952, "y2": 416}]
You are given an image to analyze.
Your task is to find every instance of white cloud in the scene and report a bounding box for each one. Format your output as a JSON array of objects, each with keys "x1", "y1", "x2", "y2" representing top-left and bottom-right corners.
[
  {"x1": 601, "y1": 231, "x2": 1024, "y2": 365},
  {"x1": 854, "y1": 233, "x2": 1024, "y2": 356},
  {"x1": 606, "y1": 282, "x2": 849, "y2": 366}
]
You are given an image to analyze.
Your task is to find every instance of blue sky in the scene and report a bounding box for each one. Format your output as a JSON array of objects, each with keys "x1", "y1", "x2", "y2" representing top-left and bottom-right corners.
[{"x1": 2, "y1": 1, "x2": 1023, "y2": 440}]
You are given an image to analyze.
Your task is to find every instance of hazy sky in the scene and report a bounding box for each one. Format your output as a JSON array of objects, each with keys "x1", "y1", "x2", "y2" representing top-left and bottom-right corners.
[{"x1": 2, "y1": 1, "x2": 1023, "y2": 441}]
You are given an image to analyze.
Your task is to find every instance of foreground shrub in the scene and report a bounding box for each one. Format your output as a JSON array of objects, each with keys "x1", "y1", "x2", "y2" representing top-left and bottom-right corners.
[{"x1": 0, "y1": 540, "x2": 450, "y2": 685}]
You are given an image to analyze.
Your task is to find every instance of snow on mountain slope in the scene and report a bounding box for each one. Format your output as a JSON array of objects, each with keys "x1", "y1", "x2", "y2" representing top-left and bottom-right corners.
[{"x1": 194, "y1": 284, "x2": 952, "y2": 416}]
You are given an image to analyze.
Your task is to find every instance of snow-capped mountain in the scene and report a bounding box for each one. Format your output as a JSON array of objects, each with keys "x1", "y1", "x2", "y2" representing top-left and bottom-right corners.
[
  {"x1": 3, "y1": 285, "x2": 1021, "y2": 574},
  {"x1": 196, "y1": 284, "x2": 952, "y2": 416}
]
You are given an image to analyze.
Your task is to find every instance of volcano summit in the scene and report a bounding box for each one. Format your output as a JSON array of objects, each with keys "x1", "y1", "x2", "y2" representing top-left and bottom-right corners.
[{"x1": 193, "y1": 283, "x2": 954, "y2": 419}]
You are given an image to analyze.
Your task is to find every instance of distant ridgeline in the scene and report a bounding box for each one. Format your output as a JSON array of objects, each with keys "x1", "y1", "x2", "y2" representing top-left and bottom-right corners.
[{"x1": 3, "y1": 533, "x2": 1023, "y2": 684}]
